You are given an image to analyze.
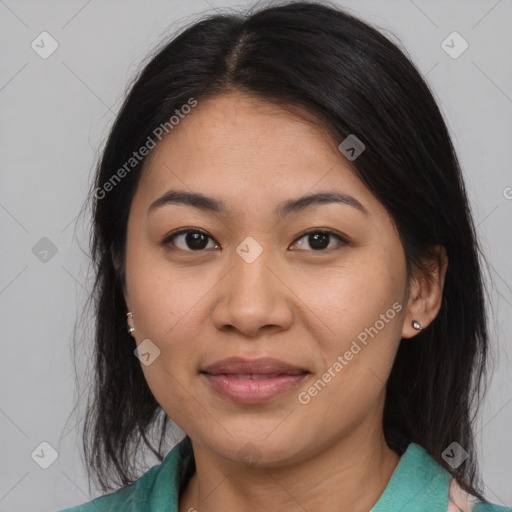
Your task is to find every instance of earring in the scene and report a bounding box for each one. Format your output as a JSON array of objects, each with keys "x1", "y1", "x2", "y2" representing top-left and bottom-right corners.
[
  {"x1": 127, "y1": 312, "x2": 135, "y2": 335},
  {"x1": 412, "y1": 320, "x2": 423, "y2": 331}
]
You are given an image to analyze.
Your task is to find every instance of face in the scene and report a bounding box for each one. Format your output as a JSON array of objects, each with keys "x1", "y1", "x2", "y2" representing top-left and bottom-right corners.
[{"x1": 123, "y1": 91, "x2": 415, "y2": 466}]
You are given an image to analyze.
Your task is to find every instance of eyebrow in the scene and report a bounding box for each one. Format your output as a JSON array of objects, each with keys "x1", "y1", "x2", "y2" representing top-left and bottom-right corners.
[{"x1": 147, "y1": 189, "x2": 369, "y2": 218}]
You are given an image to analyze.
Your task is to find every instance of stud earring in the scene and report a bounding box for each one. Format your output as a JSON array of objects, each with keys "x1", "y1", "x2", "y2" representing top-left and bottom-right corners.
[
  {"x1": 127, "y1": 312, "x2": 135, "y2": 335},
  {"x1": 412, "y1": 320, "x2": 423, "y2": 331}
]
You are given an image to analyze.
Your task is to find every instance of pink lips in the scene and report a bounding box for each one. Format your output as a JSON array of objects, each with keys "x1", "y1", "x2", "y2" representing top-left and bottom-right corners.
[{"x1": 201, "y1": 357, "x2": 309, "y2": 404}]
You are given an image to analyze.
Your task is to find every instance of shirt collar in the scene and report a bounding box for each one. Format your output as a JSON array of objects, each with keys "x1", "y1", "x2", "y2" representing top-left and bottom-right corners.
[
  {"x1": 142, "y1": 437, "x2": 450, "y2": 511},
  {"x1": 370, "y1": 442, "x2": 451, "y2": 511}
]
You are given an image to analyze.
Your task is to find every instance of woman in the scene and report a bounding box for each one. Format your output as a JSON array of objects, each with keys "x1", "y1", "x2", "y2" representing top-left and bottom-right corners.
[{"x1": 59, "y1": 2, "x2": 510, "y2": 511}]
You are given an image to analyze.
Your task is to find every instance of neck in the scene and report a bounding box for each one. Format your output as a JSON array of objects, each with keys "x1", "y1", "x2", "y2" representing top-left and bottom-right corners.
[{"x1": 179, "y1": 421, "x2": 401, "y2": 512}]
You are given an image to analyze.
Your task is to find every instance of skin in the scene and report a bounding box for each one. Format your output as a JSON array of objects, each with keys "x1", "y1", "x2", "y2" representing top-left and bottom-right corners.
[{"x1": 122, "y1": 91, "x2": 448, "y2": 512}]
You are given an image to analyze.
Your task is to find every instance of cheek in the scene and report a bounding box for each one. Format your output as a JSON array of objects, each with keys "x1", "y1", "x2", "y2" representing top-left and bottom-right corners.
[
  {"x1": 291, "y1": 247, "x2": 407, "y2": 345},
  {"x1": 126, "y1": 250, "x2": 213, "y2": 431},
  {"x1": 126, "y1": 240, "x2": 211, "y2": 339},
  {"x1": 140, "y1": 361, "x2": 209, "y2": 440},
  {"x1": 293, "y1": 247, "x2": 406, "y2": 402}
]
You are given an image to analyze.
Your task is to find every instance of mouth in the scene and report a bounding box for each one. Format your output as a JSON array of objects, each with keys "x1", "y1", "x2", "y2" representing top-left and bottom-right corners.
[
  {"x1": 213, "y1": 373, "x2": 299, "y2": 379},
  {"x1": 200, "y1": 357, "x2": 310, "y2": 404},
  {"x1": 201, "y1": 356, "x2": 309, "y2": 375}
]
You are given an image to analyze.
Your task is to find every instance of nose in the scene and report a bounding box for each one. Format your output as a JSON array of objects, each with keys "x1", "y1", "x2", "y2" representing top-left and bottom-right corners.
[{"x1": 211, "y1": 246, "x2": 294, "y2": 338}]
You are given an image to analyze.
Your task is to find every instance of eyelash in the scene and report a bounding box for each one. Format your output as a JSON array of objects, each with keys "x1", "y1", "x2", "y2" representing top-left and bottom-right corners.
[{"x1": 161, "y1": 228, "x2": 349, "y2": 253}]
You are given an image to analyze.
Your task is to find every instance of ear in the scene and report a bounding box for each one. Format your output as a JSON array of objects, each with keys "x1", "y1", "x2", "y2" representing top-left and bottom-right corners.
[{"x1": 401, "y1": 245, "x2": 448, "y2": 339}]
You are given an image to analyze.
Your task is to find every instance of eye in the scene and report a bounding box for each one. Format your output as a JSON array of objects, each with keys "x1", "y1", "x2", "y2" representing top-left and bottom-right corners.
[
  {"x1": 290, "y1": 230, "x2": 348, "y2": 251},
  {"x1": 162, "y1": 228, "x2": 348, "y2": 252},
  {"x1": 163, "y1": 229, "x2": 220, "y2": 251}
]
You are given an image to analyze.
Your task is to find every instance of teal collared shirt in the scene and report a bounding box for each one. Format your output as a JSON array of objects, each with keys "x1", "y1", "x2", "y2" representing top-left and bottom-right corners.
[{"x1": 59, "y1": 437, "x2": 510, "y2": 512}]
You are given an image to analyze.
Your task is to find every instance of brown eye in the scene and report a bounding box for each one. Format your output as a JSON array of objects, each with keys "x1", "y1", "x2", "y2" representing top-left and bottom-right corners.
[
  {"x1": 291, "y1": 230, "x2": 348, "y2": 251},
  {"x1": 164, "y1": 229, "x2": 219, "y2": 251}
]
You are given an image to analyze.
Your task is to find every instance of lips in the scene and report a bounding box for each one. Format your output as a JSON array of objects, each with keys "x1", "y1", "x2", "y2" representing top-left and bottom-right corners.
[
  {"x1": 201, "y1": 357, "x2": 308, "y2": 376},
  {"x1": 200, "y1": 357, "x2": 310, "y2": 404},
  {"x1": 224, "y1": 374, "x2": 288, "y2": 379}
]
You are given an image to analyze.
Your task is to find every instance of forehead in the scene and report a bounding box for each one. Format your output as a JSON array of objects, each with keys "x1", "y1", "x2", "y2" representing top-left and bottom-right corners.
[{"x1": 135, "y1": 92, "x2": 383, "y2": 218}]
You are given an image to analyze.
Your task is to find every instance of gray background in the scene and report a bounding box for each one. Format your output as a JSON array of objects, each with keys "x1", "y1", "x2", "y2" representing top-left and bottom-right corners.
[{"x1": 0, "y1": 0, "x2": 511, "y2": 510}]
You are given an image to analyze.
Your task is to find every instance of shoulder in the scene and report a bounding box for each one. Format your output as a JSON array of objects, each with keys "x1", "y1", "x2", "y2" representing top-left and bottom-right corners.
[
  {"x1": 57, "y1": 437, "x2": 193, "y2": 512},
  {"x1": 56, "y1": 465, "x2": 158, "y2": 512},
  {"x1": 447, "y1": 477, "x2": 511, "y2": 512},
  {"x1": 370, "y1": 440, "x2": 510, "y2": 512}
]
